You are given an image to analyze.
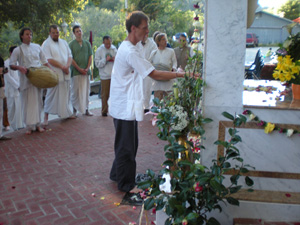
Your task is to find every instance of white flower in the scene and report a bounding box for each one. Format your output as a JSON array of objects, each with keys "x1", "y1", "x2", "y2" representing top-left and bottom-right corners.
[
  {"x1": 287, "y1": 129, "x2": 294, "y2": 137},
  {"x1": 249, "y1": 113, "x2": 256, "y2": 121},
  {"x1": 169, "y1": 105, "x2": 188, "y2": 131}
]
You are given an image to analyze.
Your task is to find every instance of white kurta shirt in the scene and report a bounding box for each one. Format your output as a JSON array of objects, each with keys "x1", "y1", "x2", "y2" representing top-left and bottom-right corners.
[
  {"x1": 9, "y1": 43, "x2": 47, "y2": 90},
  {"x1": 95, "y1": 44, "x2": 117, "y2": 80},
  {"x1": 4, "y1": 59, "x2": 20, "y2": 98},
  {"x1": 109, "y1": 41, "x2": 155, "y2": 121}
]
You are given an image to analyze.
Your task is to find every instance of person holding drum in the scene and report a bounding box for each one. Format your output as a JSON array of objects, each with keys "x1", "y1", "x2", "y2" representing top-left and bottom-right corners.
[{"x1": 10, "y1": 27, "x2": 51, "y2": 135}]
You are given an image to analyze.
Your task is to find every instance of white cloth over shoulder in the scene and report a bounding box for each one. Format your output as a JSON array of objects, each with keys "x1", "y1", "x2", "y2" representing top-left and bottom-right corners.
[
  {"x1": 42, "y1": 37, "x2": 72, "y2": 82},
  {"x1": 9, "y1": 43, "x2": 47, "y2": 91},
  {"x1": 109, "y1": 41, "x2": 155, "y2": 121}
]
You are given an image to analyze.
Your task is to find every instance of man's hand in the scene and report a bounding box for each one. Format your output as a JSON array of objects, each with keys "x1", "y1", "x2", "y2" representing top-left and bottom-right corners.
[
  {"x1": 19, "y1": 66, "x2": 28, "y2": 75},
  {"x1": 62, "y1": 66, "x2": 70, "y2": 75}
]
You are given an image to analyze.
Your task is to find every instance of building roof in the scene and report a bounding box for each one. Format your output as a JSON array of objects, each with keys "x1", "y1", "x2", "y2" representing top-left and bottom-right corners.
[
  {"x1": 293, "y1": 17, "x2": 300, "y2": 23},
  {"x1": 255, "y1": 9, "x2": 294, "y2": 23}
]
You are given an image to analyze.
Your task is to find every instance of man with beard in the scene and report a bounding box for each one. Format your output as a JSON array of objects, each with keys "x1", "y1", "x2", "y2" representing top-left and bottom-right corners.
[{"x1": 42, "y1": 25, "x2": 74, "y2": 126}]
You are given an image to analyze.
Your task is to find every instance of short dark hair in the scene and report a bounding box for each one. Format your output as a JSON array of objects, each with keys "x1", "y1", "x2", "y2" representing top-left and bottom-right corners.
[
  {"x1": 180, "y1": 33, "x2": 187, "y2": 39},
  {"x1": 72, "y1": 25, "x2": 81, "y2": 33},
  {"x1": 9, "y1": 46, "x2": 17, "y2": 54},
  {"x1": 19, "y1": 27, "x2": 32, "y2": 42},
  {"x1": 103, "y1": 36, "x2": 111, "y2": 42},
  {"x1": 49, "y1": 24, "x2": 59, "y2": 32},
  {"x1": 125, "y1": 11, "x2": 149, "y2": 33}
]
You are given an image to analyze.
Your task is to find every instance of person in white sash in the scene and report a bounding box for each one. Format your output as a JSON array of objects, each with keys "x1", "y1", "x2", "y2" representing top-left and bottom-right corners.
[
  {"x1": 10, "y1": 27, "x2": 50, "y2": 134},
  {"x1": 4, "y1": 46, "x2": 24, "y2": 131},
  {"x1": 42, "y1": 25, "x2": 74, "y2": 126}
]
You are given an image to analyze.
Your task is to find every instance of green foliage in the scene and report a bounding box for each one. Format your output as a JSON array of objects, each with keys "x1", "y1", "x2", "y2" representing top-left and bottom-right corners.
[
  {"x1": 0, "y1": 22, "x2": 20, "y2": 59},
  {"x1": 278, "y1": 0, "x2": 300, "y2": 21},
  {"x1": 138, "y1": 59, "x2": 254, "y2": 225},
  {"x1": 0, "y1": 0, "x2": 87, "y2": 44}
]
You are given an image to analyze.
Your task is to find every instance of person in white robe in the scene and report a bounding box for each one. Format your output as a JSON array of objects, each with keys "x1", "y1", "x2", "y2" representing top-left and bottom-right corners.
[
  {"x1": 149, "y1": 33, "x2": 177, "y2": 100},
  {"x1": 4, "y1": 46, "x2": 24, "y2": 130},
  {"x1": 42, "y1": 25, "x2": 74, "y2": 126},
  {"x1": 10, "y1": 27, "x2": 50, "y2": 134},
  {"x1": 140, "y1": 34, "x2": 157, "y2": 112}
]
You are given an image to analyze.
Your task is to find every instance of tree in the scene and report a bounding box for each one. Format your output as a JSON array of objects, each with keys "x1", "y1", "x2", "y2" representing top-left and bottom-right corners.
[
  {"x1": 278, "y1": 0, "x2": 300, "y2": 20},
  {"x1": 0, "y1": 0, "x2": 87, "y2": 44}
]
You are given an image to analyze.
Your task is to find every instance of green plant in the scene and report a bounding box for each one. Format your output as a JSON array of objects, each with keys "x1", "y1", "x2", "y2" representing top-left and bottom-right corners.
[{"x1": 138, "y1": 53, "x2": 254, "y2": 224}]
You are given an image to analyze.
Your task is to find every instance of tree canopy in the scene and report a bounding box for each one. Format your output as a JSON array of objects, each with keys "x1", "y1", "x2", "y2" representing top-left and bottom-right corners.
[{"x1": 278, "y1": 0, "x2": 300, "y2": 20}]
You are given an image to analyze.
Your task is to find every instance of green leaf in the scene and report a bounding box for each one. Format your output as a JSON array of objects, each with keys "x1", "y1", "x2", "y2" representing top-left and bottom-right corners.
[
  {"x1": 146, "y1": 169, "x2": 155, "y2": 178},
  {"x1": 240, "y1": 167, "x2": 250, "y2": 174},
  {"x1": 137, "y1": 180, "x2": 152, "y2": 189},
  {"x1": 223, "y1": 162, "x2": 231, "y2": 168},
  {"x1": 229, "y1": 185, "x2": 242, "y2": 194},
  {"x1": 163, "y1": 160, "x2": 174, "y2": 167},
  {"x1": 226, "y1": 197, "x2": 240, "y2": 206},
  {"x1": 172, "y1": 170, "x2": 183, "y2": 179},
  {"x1": 186, "y1": 212, "x2": 199, "y2": 221},
  {"x1": 178, "y1": 160, "x2": 193, "y2": 167},
  {"x1": 230, "y1": 174, "x2": 240, "y2": 185},
  {"x1": 202, "y1": 118, "x2": 213, "y2": 124},
  {"x1": 222, "y1": 111, "x2": 235, "y2": 120},
  {"x1": 214, "y1": 140, "x2": 229, "y2": 148},
  {"x1": 144, "y1": 197, "x2": 156, "y2": 210},
  {"x1": 245, "y1": 176, "x2": 254, "y2": 186}
]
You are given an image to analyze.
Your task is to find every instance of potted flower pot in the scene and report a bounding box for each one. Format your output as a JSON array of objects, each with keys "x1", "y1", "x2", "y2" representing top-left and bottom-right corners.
[{"x1": 292, "y1": 83, "x2": 300, "y2": 100}]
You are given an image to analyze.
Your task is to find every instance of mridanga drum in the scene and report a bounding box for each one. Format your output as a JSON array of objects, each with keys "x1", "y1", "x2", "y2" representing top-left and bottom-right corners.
[{"x1": 26, "y1": 66, "x2": 58, "y2": 88}]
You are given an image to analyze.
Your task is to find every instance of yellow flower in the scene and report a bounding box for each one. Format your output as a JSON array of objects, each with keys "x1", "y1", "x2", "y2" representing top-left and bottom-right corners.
[
  {"x1": 291, "y1": 65, "x2": 300, "y2": 74},
  {"x1": 284, "y1": 72, "x2": 292, "y2": 81},
  {"x1": 277, "y1": 56, "x2": 283, "y2": 63},
  {"x1": 273, "y1": 70, "x2": 281, "y2": 79},
  {"x1": 264, "y1": 122, "x2": 275, "y2": 134},
  {"x1": 278, "y1": 73, "x2": 285, "y2": 82}
]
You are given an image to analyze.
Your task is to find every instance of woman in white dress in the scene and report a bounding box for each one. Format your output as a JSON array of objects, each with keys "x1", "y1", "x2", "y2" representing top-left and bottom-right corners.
[{"x1": 149, "y1": 33, "x2": 177, "y2": 100}]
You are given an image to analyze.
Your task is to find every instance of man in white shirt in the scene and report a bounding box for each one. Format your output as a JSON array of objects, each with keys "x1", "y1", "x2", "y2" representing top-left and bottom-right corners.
[
  {"x1": 109, "y1": 11, "x2": 185, "y2": 205},
  {"x1": 42, "y1": 25, "x2": 74, "y2": 126},
  {"x1": 10, "y1": 27, "x2": 50, "y2": 134},
  {"x1": 95, "y1": 36, "x2": 117, "y2": 117},
  {"x1": 4, "y1": 46, "x2": 24, "y2": 131}
]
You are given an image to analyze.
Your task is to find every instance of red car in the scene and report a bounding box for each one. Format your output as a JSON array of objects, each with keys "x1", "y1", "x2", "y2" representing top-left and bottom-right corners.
[{"x1": 246, "y1": 33, "x2": 259, "y2": 47}]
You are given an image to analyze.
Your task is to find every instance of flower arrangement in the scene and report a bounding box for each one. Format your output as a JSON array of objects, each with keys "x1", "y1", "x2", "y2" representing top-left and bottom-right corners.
[
  {"x1": 273, "y1": 29, "x2": 300, "y2": 85},
  {"x1": 138, "y1": 52, "x2": 254, "y2": 224},
  {"x1": 273, "y1": 55, "x2": 300, "y2": 84}
]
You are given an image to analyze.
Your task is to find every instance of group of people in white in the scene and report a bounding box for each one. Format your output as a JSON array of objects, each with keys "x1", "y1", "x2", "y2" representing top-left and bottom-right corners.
[{"x1": 0, "y1": 22, "x2": 193, "y2": 140}]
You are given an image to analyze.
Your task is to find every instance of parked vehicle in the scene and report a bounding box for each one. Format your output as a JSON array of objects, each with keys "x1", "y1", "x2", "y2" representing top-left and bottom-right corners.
[{"x1": 246, "y1": 33, "x2": 259, "y2": 47}]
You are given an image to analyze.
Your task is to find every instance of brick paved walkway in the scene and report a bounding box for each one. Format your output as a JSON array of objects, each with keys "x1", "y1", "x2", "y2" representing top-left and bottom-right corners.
[{"x1": 0, "y1": 109, "x2": 165, "y2": 225}]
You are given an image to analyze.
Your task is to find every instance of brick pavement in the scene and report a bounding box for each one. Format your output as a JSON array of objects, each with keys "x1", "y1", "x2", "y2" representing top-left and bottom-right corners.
[{"x1": 0, "y1": 109, "x2": 165, "y2": 225}]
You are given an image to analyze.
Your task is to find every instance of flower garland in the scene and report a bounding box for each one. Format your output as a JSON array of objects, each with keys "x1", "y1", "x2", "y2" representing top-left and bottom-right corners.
[
  {"x1": 243, "y1": 85, "x2": 277, "y2": 93},
  {"x1": 242, "y1": 109, "x2": 300, "y2": 137}
]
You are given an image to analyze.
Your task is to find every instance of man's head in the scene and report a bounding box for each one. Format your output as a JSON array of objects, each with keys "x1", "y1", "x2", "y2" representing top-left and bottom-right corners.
[
  {"x1": 9, "y1": 46, "x2": 17, "y2": 55},
  {"x1": 73, "y1": 25, "x2": 82, "y2": 40},
  {"x1": 49, "y1": 25, "x2": 60, "y2": 42},
  {"x1": 179, "y1": 33, "x2": 188, "y2": 48},
  {"x1": 103, "y1": 36, "x2": 112, "y2": 49},
  {"x1": 19, "y1": 27, "x2": 32, "y2": 44},
  {"x1": 126, "y1": 11, "x2": 149, "y2": 33}
]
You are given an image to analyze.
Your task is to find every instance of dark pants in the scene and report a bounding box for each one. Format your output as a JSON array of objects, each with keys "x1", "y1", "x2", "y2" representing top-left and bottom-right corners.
[{"x1": 110, "y1": 118, "x2": 138, "y2": 192}]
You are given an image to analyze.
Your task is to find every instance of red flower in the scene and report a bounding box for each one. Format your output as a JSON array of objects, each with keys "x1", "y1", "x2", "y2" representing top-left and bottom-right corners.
[
  {"x1": 285, "y1": 193, "x2": 291, "y2": 197},
  {"x1": 152, "y1": 208, "x2": 156, "y2": 214},
  {"x1": 194, "y1": 4, "x2": 200, "y2": 8},
  {"x1": 194, "y1": 16, "x2": 199, "y2": 21},
  {"x1": 242, "y1": 110, "x2": 249, "y2": 115}
]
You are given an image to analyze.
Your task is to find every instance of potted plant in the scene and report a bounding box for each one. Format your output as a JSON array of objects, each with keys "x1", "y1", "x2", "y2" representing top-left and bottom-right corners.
[
  {"x1": 273, "y1": 28, "x2": 300, "y2": 99},
  {"x1": 138, "y1": 52, "x2": 254, "y2": 225}
]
